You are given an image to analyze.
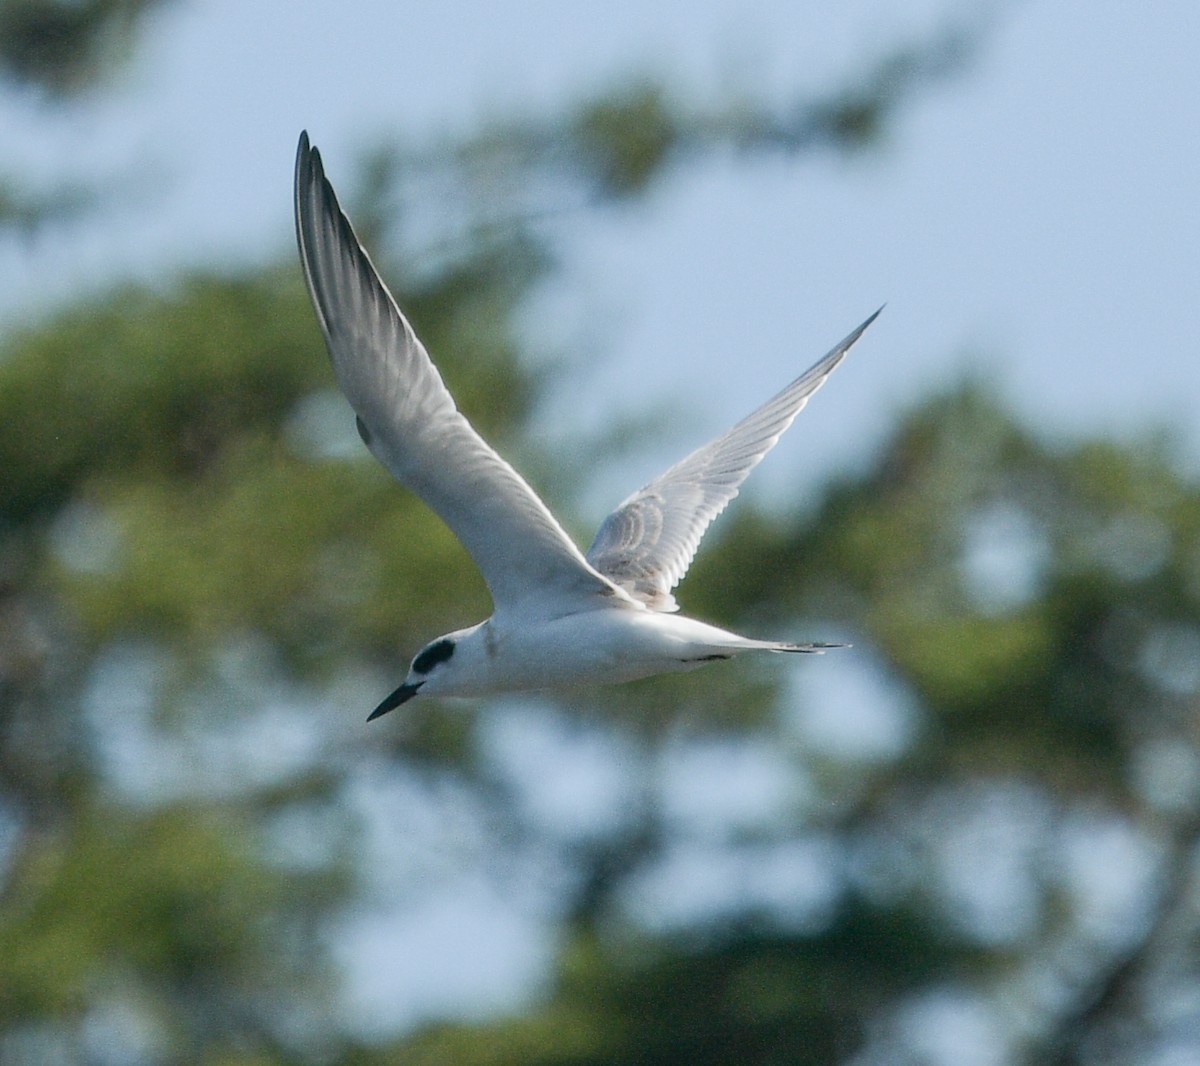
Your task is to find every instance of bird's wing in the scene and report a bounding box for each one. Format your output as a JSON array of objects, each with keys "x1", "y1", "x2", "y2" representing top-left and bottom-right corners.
[
  {"x1": 585, "y1": 310, "x2": 879, "y2": 611},
  {"x1": 295, "y1": 132, "x2": 626, "y2": 618}
]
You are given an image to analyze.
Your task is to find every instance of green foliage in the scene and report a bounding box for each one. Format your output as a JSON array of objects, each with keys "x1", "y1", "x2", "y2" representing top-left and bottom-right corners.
[
  {"x1": 570, "y1": 82, "x2": 678, "y2": 198},
  {"x1": 0, "y1": 801, "x2": 337, "y2": 1052},
  {"x1": 396, "y1": 907, "x2": 987, "y2": 1066},
  {"x1": 0, "y1": 0, "x2": 169, "y2": 96},
  {"x1": 0, "y1": 276, "x2": 319, "y2": 522}
]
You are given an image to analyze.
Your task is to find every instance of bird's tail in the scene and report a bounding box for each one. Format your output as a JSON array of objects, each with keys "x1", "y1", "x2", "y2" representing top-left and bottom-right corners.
[{"x1": 766, "y1": 640, "x2": 849, "y2": 654}]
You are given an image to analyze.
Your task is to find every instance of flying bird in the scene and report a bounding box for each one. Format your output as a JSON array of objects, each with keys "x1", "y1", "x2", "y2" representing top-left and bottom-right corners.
[{"x1": 294, "y1": 131, "x2": 879, "y2": 720}]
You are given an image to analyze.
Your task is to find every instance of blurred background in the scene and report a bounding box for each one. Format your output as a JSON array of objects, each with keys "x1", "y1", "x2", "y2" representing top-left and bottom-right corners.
[{"x1": 2, "y1": 2, "x2": 1199, "y2": 1064}]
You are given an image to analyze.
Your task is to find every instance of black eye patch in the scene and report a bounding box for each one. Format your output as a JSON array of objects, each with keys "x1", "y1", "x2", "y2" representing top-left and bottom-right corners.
[{"x1": 412, "y1": 639, "x2": 455, "y2": 674}]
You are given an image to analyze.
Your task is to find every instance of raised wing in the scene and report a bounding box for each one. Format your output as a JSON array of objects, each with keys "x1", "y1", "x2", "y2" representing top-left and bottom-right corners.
[
  {"x1": 295, "y1": 132, "x2": 625, "y2": 618},
  {"x1": 586, "y1": 310, "x2": 879, "y2": 610}
]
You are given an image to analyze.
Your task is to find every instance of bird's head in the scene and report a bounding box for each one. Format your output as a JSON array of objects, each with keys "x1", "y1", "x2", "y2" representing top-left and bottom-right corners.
[{"x1": 366, "y1": 632, "x2": 464, "y2": 721}]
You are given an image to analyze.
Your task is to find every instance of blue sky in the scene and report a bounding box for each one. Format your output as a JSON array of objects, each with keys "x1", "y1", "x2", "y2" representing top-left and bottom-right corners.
[
  {"x1": 5, "y1": 0, "x2": 1200, "y2": 1041},
  {"x1": 4, "y1": 1, "x2": 1199, "y2": 509}
]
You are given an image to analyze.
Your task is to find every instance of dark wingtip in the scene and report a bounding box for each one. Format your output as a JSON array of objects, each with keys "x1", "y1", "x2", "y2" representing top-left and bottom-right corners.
[
  {"x1": 846, "y1": 306, "x2": 884, "y2": 347},
  {"x1": 296, "y1": 130, "x2": 323, "y2": 184},
  {"x1": 296, "y1": 130, "x2": 312, "y2": 178},
  {"x1": 819, "y1": 307, "x2": 883, "y2": 373}
]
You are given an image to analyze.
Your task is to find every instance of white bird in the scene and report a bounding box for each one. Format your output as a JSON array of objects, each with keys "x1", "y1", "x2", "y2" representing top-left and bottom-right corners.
[{"x1": 294, "y1": 132, "x2": 879, "y2": 720}]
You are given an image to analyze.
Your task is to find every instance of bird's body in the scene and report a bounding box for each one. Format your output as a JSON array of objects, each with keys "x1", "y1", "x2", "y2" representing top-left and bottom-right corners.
[
  {"x1": 294, "y1": 132, "x2": 879, "y2": 719},
  {"x1": 398, "y1": 611, "x2": 817, "y2": 700}
]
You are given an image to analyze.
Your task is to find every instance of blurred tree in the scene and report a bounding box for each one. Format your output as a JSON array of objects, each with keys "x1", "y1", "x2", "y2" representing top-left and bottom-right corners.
[
  {"x1": 382, "y1": 386, "x2": 1200, "y2": 1066},
  {"x1": 0, "y1": 0, "x2": 174, "y2": 233},
  {"x1": 0, "y1": 0, "x2": 170, "y2": 95},
  {"x1": 4, "y1": 7, "x2": 1198, "y2": 1066}
]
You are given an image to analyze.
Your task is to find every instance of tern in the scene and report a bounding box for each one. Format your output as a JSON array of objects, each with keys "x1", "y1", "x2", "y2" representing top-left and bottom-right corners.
[{"x1": 294, "y1": 132, "x2": 879, "y2": 720}]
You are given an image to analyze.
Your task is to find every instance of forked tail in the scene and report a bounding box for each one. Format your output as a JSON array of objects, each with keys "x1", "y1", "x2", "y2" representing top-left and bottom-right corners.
[{"x1": 769, "y1": 641, "x2": 849, "y2": 654}]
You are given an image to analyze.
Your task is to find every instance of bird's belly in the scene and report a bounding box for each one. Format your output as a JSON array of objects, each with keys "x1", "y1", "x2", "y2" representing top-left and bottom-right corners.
[{"x1": 474, "y1": 609, "x2": 740, "y2": 693}]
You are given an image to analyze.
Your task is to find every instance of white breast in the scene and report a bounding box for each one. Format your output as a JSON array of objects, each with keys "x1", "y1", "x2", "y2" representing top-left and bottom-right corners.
[{"x1": 436, "y1": 608, "x2": 750, "y2": 696}]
